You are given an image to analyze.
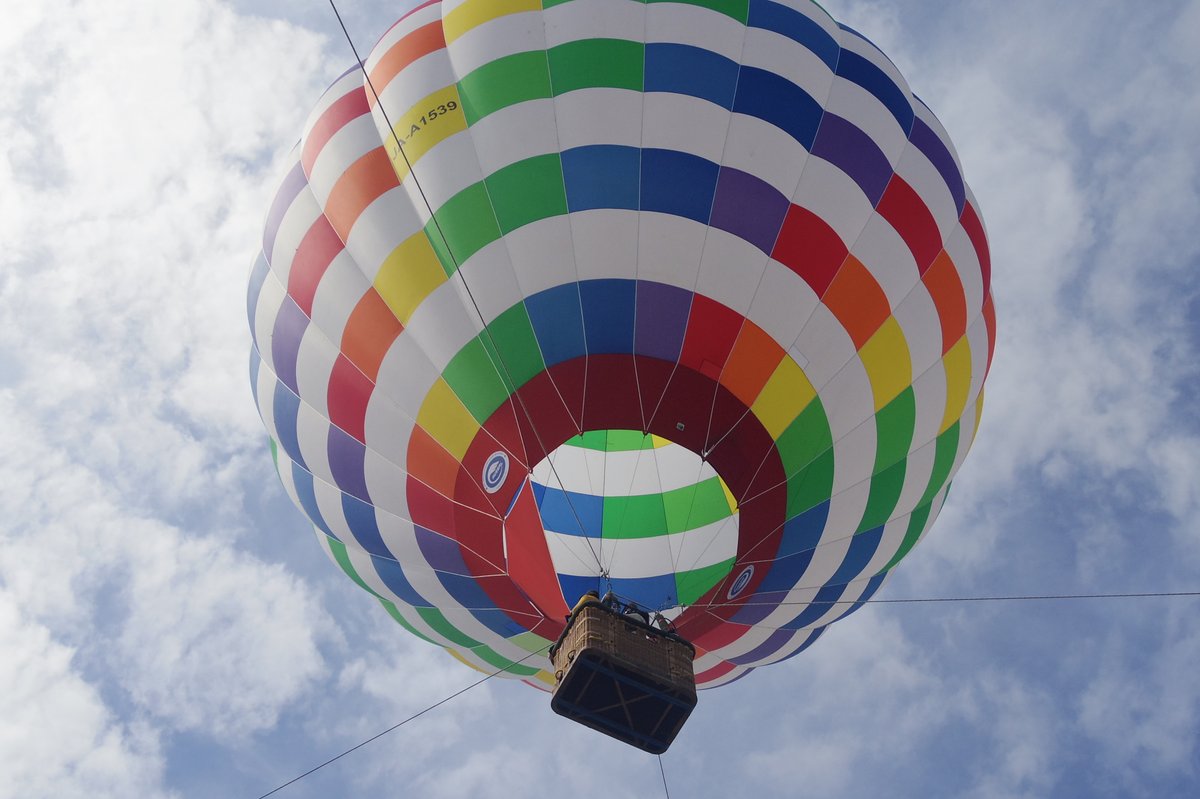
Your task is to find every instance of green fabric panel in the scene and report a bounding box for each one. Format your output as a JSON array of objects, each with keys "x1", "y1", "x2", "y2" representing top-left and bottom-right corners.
[
  {"x1": 548, "y1": 38, "x2": 644, "y2": 94},
  {"x1": 458, "y1": 50, "x2": 551, "y2": 126},
  {"x1": 648, "y1": 0, "x2": 749, "y2": 23},
  {"x1": 507, "y1": 631, "x2": 554, "y2": 654},
  {"x1": 416, "y1": 606, "x2": 482, "y2": 648},
  {"x1": 380, "y1": 599, "x2": 438, "y2": 645},
  {"x1": 468, "y1": 644, "x2": 541, "y2": 676},
  {"x1": 676, "y1": 557, "x2": 736, "y2": 605},
  {"x1": 775, "y1": 399, "x2": 833, "y2": 478},
  {"x1": 327, "y1": 536, "x2": 381, "y2": 598},
  {"x1": 269, "y1": 436, "x2": 279, "y2": 470},
  {"x1": 480, "y1": 302, "x2": 546, "y2": 392},
  {"x1": 921, "y1": 422, "x2": 960, "y2": 506},
  {"x1": 874, "y1": 387, "x2": 915, "y2": 472},
  {"x1": 484, "y1": 153, "x2": 568, "y2": 234},
  {"x1": 442, "y1": 337, "x2": 510, "y2": 422},
  {"x1": 880, "y1": 501, "x2": 932, "y2": 573},
  {"x1": 785, "y1": 448, "x2": 835, "y2": 516},
  {"x1": 857, "y1": 458, "x2": 907, "y2": 533},
  {"x1": 603, "y1": 492, "x2": 668, "y2": 538},
  {"x1": 662, "y1": 476, "x2": 733, "y2": 532},
  {"x1": 425, "y1": 182, "x2": 501, "y2": 272},
  {"x1": 567, "y1": 429, "x2": 655, "y2": 451}
]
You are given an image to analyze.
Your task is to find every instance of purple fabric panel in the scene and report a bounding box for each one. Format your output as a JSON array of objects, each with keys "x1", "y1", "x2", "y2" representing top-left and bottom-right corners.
[
  {"x1": 263, "y1": 161, "x2": 308, "y2": 262},
  {"x1": 909, "y1": 114, "x2": 966, "y2": 213},
  {"x1": 415, "y1": 526, "x2": 472, "y2": 575},
  {"x1": 811, "y1": 113, "x2": 894, "y2": 206},
  {"x1": 727, "y1": 626, "x2": 798, "y2": 665},
  {"x1": 709, "y1": 168, "x2": 790, "y2": 253},
  {"x1": 327, "y1": 426, "x2": 370, "y2": 502},
  {"x1": 270, "y1": 296, "x2": 308, "y2": 394},
  {"x1": 634, "y1": 280, "x2": 692, "y2": 362}
]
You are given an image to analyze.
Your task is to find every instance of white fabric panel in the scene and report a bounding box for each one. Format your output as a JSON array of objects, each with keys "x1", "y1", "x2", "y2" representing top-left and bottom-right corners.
[
  {"x1": 446, "y1": 10, "x2": 544, "y2": 75},
  {"x1": 741, "y1": 25, "x2": 834, "y2": 108},
  {"x1": 305, "y1": 113, "x2": 380, "y2": 206},
  {"x1": 964, "y1": 312, "x2": 990, "y2": 404},
  {"x1": 722, "y1": 111, "x2": 812, "y2": 198},
  {"x1": 894, "y1": 140, "x2": 959, "y2": 244},
  {"x1": 292, "y1": 325, "x2": 338, "y2": 418},
  {"x1": 790, "y1": 301, "x2": 856, "y2": 389},
  {"x1": 403, "y1": 278, "x2": 484, "y2": 374},
  {"x1": 830, "y1": 415, "x2": 877, "y2": 494},
  {"x1": 645, "y1": 1, "x2": 745, "y2": 62},
  {"x1": 571, "y1": 209, "x2": 640, "y2": 282},
  {"x1": 895, "y1": 439, "x2": 936, "y2": 514},
  {"x1": 373, "y1": 321, "x2": 445, "y2": 419},
  {"x1": 452, "y1": 237, "x2": 525, "y2": 324},
  {"x1": 746, "y1": 259, "x2": 821, "y2": 350},
  {"x1": 695, "y1": 228, "x2": 770, "y2": 315},
  {"x1": 371, "y1": 50, "x2": 457, "y2": 126},
  {"x1": 945, "y1": 225, "x2": 985, "y2": 322},
  {"x1": 252, "y1": 275, "x2": 288, "y2": 373},
  {"x1": 824, "y1": 78, "x2": 908, "y2": 167},
  {"x1": 362, "y1": 447, "x2": 412, "y2": 520},
  {"x1": 308, "y1": 251, "x2": 368, "y2": 348},
  {"x1": 468, "y1": 99, "x2": 559, "y2": 175},
  {"x1": 293, "y1": 399, "x2": 335, "y2": 490},
  {"x1": 552, "y1": 88, "x2": 644, "y2": 150},
  {"x1": 403, "y1": 130, "x2": 485, "y2": 211},
  {"x1": 791, "y1": 157, "x2": 875, "y2": 252},
  {"x1": 363, "y1": 390, "x2": 416, "y2": 478},
  {"x1": 267, "y1": 186, "x2": 323, "y2": 284},
  {"x1": 835, "y1": 25, "x2": 911, "y2": 106},
  {"x1": 642, "y1": 92, "x2": 733, "y2": 163},
  {"x1": 819, "y1": 354, "x2": 875, "y2": 438},
  {"x1": 345, "y1": 188, "x2": 425, "y2": 282},
  {"x1": 301, "y1": 71, "x2": 362, "y2": 142},
  {"x1": 505, "y1": 215, "x2": 580, "y2": 297},
  {"x1": 851, "y1": 213, "x2": 920, "y2": 311},
  {"x1": 892, "y1": 281, "x2": 943, "y2": 378},
  {"x1": 909, "y1": 359, "x2": 948, "y2": 450},
  {"x1": 543, "y1": 0, "x2": 644, "y2": 46},
  {"x1": 637, "y1": 213, "x2": 707, "y2": 291}
]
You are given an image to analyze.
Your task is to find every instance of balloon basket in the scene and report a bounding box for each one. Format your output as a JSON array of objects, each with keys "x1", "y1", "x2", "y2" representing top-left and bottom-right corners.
[{"x1": 548, "y1": 598, "x2": 696, "y2": 754}]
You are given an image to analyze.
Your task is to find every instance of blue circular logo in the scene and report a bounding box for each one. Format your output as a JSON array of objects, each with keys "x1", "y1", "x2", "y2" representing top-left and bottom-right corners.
[
  {"x1": 483, "y1": 451, "x2": 509, "y2": 494},
  {"x1": 727, "y1": 564, "x2": 754, "y2": 600}
]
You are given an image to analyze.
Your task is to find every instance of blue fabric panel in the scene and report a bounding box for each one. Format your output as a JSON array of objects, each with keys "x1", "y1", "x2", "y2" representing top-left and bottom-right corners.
[
  {"x1": 438, "y1": 572, "x2": 523, "y2": 637},
  {"x1": 561, "y1": 145, "x2": 641, "y2": 212},
  {"x1": 753, "y1": 549, "x2": 816, "y2": 594},
  {"x1": 370, "y1": 553, "x2": 428, "y2": 607},
  {"x1": 248, "y1": 349, "x2": 261, "y2": 407},
  {"x1": 748, "y1": 0, "x2": 839, "y2": 70},
  {"x1": 270, "y1": 382, "x2": 306, "y2": 470},
  {"x1": 777, "y1": 501, "x2": 830, "y2": 558},
  {"x1": 270, "y1": 295, "x2": 308, "y2": 394},
  {"x1": 263, "y1": 161, "x2": 306, "y2": 261},
  {"x1": 835, "y1": 49, "x2": 914, "y2": 134},
  {"x1": 534, "y1": 484, "x2": 603, "y2": 537},
  {"x1": 526, "y1": 283, "x2": 587, "y2": 365},
  {"x1": 831, "y1": 572, "x2": 887, "y2": 622},
  {"x1": 328, "y1": 425, "x2": 370, "y2": 502},
  {"x1": 341, "y1": 492, "x2": 389, "y2": 558},
  {"x1": 771, "y1": 627, "x2": 825, "y2": 662},
  {"x1": 829, "y1": 525, "x2": 885, "y2": 585},
  {"x1": 733, "y1": 67, "x2": 823, "y2": 149},
  {"x1": 580, "y1": 278, "x2": 636, "y2": 355},
  {"x1": 290, "y1": 461, "x2": 333, "y2": 537},
  {"x1": 910, "y1": 111, "x2": 966, "y2": 213},
  {"x1": 641, "y1": 149, "x2": 719, "y2": 224},
  {"x1": 645, "y1": 43, "x2": 739, "y2": 109},
  {"x1": 608, "y1": 573, "x2": 679, "y2": 612},
  {"x1": 558, "y1": 574, "x2": 603, "y2": 607},
  {"x1": 246, "y1": 251, "x2": 270, "y2": 334}
]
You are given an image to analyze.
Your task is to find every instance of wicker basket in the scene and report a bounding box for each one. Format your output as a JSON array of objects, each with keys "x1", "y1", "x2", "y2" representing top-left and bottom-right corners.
[{"x1": 549, "y1": 601, "x2": 697, "y2": 753}]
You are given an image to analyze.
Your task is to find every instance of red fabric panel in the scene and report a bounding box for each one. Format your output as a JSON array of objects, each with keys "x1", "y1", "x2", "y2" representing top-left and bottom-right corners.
[
  {"x1": 327, "y1": 355, "x2": 373, "y2": 443},
  {"x1": 288, "y1": 215, "x2": 343, "y2": 316},
  {"x1": 877, "y1": 175, "x2": 942, "y2": 274},
  {"x1": 771, "y1": 204, "x2": 848, "y2": 296},
  {"x1": 504, "y1": 480, "x2": 571, "y2": 621},
  {"x1": 960, "y1": 200, "x2": 991, "y2": 296}
]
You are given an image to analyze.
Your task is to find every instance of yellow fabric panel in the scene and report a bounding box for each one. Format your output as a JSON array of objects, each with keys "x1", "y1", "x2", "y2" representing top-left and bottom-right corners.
[
  {"x1": 448, "y1": 648, "x2": 490, "y2": 674},
  {"x1": 416, "y1": 378, "x2": 480, "y2": 460},
  {"x1": 374, "y1": 233, "x2": 447, "y2": 324},
  {"x1": 941, "y1": 336, "x2": 973, "y2": 433},
  {"x1": 973, "y1": 386, "x2": 986, "y2": 439},
  {"x1": 443, "y1": 0, "x2": 542, "y2": 43},
  {"x1": 859, "y1": 317, "x2": 912, "y2": 411},
  {"x1": 751, "y1": 356, "x2": 817, "y2": 440},
  {"x1": 719, "y1": 476, "x2": 738, "y2": 513},
  {"x1": 386, "y1": 85, "x2": 467, "y2": 179}
]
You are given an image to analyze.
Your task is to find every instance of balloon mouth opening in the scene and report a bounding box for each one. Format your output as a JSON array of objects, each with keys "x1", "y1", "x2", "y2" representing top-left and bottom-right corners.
[{"x1": 528, "y1": 429, "x2": 741, "y2": 617}]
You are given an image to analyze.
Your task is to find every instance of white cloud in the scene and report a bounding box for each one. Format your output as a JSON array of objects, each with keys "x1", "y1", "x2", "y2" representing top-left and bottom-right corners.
[{"x1": 0, "y1": 591, "x2": 173, "y2": 799}]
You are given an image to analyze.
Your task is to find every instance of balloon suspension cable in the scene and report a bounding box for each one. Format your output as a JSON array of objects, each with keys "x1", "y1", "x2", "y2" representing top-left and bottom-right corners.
[
  {"x1": 255, "y1": 644, "x2": 552, "y2": 798},
  {"x1": 326, "y1": 0, "x2": 602, "y2": 572},
  {"x1": 658, "y1": 754, "x2": 672, "y2": 799},
  {"x1": 694, "y1": 590, "x2": 1200, "y2": 612}
]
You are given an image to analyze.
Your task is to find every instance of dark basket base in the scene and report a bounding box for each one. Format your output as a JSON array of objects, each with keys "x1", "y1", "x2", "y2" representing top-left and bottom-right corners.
[{"x1": 550, "y1": 646, "x2": 697, "y2": 754}]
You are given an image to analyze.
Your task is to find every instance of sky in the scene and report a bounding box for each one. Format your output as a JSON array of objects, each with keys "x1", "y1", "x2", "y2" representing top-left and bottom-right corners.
[{"x1": 0, "y1": 0, "x2": 1198, "y2": 797}]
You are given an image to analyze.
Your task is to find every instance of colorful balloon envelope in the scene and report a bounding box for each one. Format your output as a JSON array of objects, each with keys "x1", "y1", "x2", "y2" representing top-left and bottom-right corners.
[{"x1": 248, "y1": 0, "x2": 995, "y2": 691}]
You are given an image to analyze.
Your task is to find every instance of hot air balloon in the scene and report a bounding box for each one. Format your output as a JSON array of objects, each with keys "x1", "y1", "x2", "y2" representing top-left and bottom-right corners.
[{"x1": 247, "y1": 0, "x2": 994, "y2": 752}]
